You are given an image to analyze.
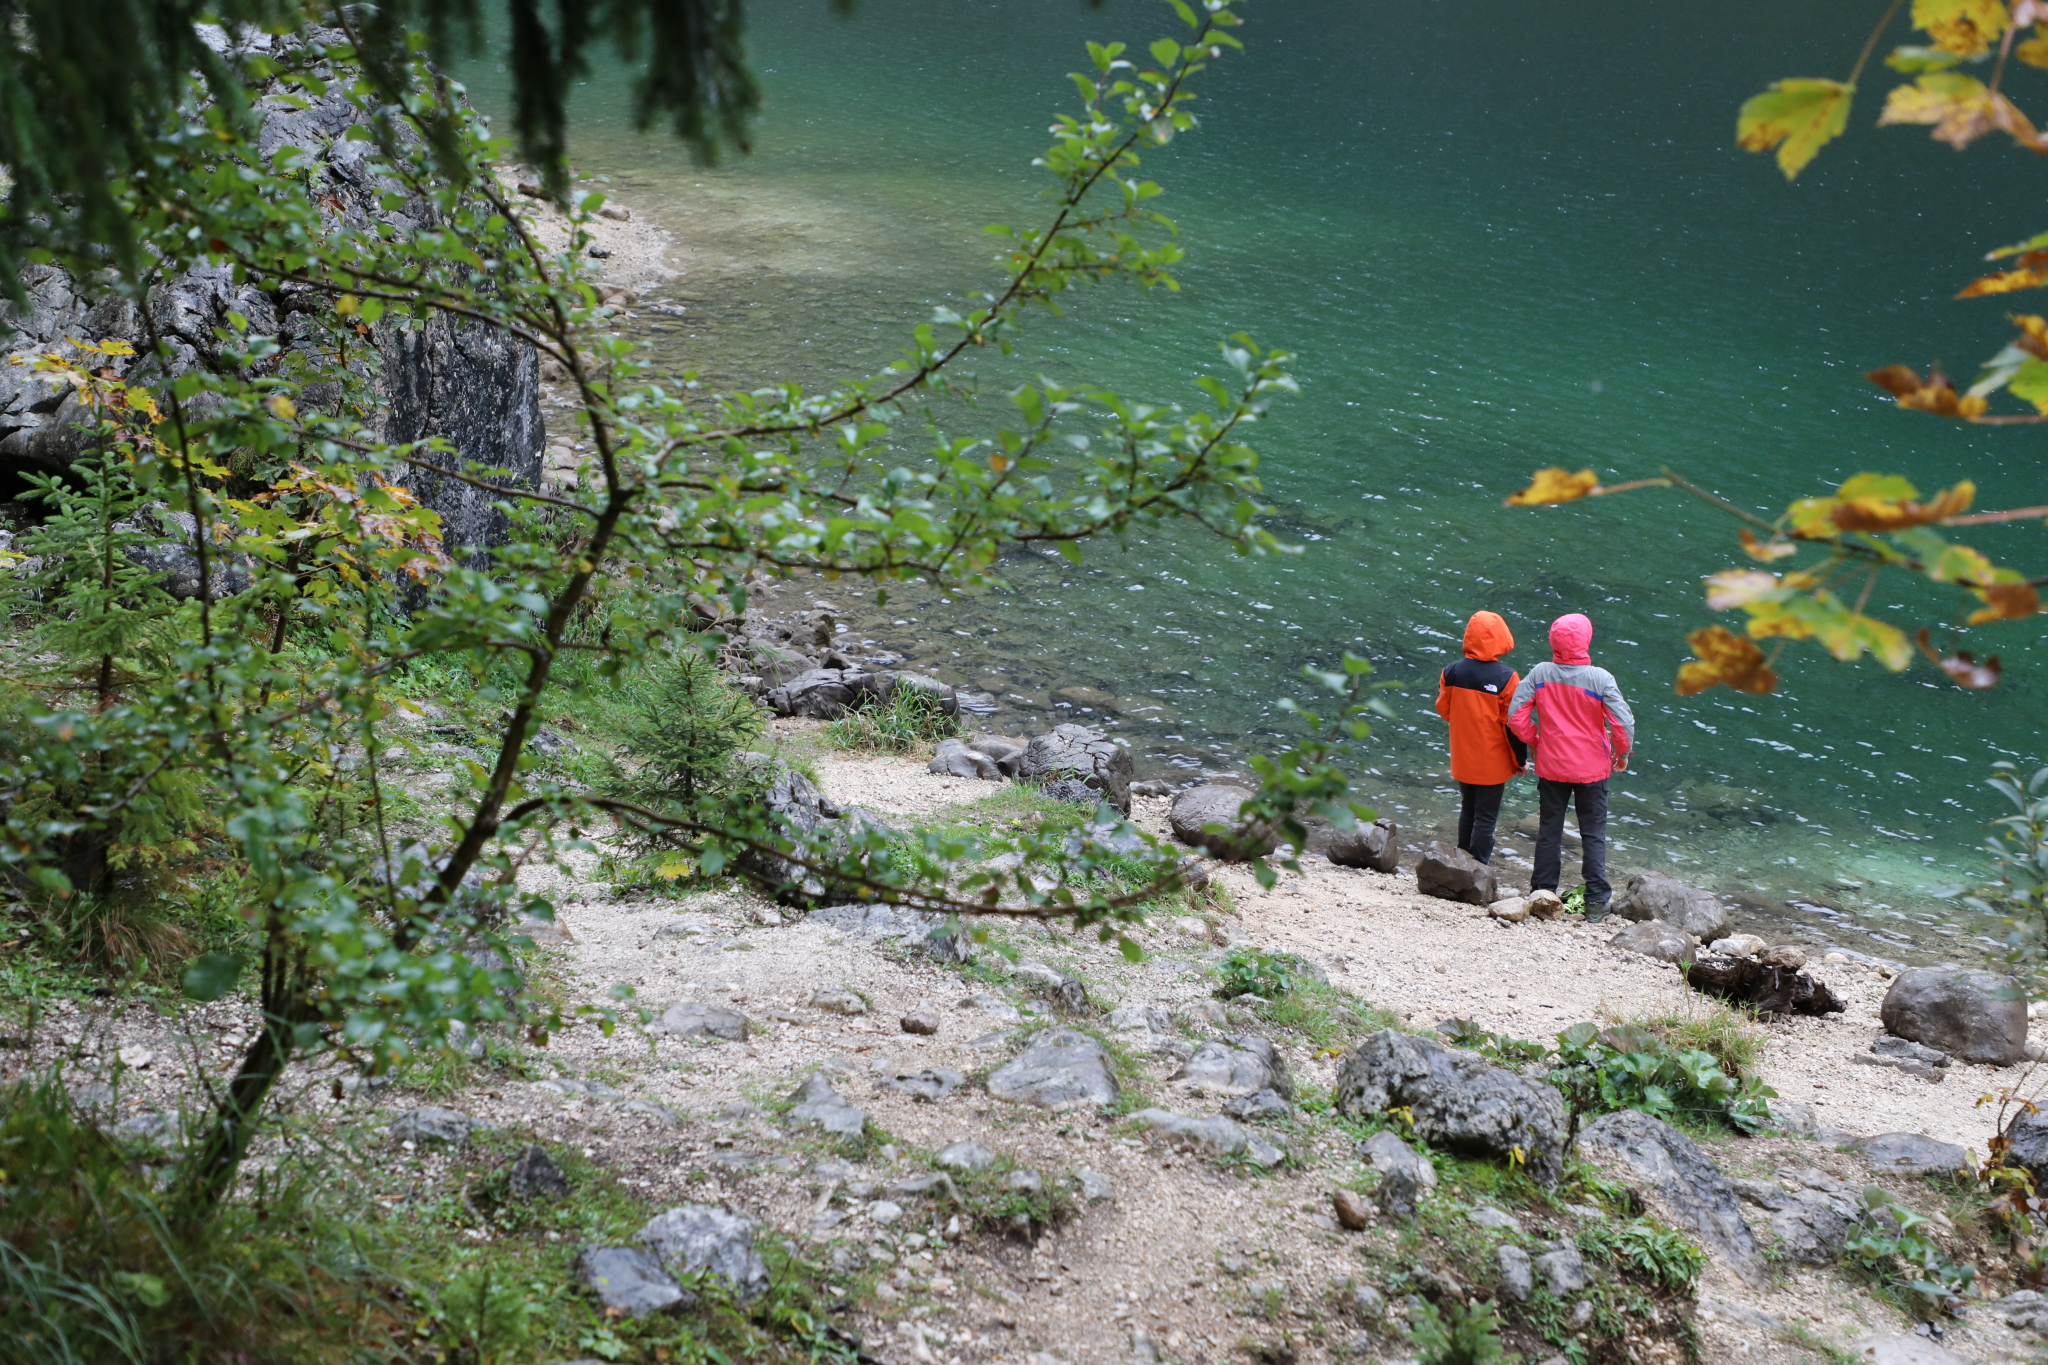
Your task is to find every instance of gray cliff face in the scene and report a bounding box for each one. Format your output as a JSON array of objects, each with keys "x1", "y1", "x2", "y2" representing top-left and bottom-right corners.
[{"x1": 0, "y1": 58, "x2": 541, "y2": 560}]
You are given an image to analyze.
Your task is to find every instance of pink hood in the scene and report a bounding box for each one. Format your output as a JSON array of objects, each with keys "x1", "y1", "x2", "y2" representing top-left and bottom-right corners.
[{"x1": 1550, "y1": 613, "x2": 1593, "y2": 665}]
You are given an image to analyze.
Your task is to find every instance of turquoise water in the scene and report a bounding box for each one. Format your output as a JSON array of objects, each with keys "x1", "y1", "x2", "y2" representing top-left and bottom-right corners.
[{"x1": 467, "y1": 1, "x2": 2048, "y2": 959}]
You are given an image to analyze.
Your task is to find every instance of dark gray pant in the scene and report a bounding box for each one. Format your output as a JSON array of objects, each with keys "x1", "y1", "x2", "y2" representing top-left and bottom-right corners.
[
  {"x1": 1534, "y1": 777, "x2": 1609, "y2": 904},
  {"x1": 1457, "y1": 782, "x2": 1504, "y2": 865}
]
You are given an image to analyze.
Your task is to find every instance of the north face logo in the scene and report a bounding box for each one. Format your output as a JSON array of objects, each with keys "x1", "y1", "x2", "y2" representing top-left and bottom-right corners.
[{"x1": 1484, "y1": 684, "x2": 1499, "y2": 693}]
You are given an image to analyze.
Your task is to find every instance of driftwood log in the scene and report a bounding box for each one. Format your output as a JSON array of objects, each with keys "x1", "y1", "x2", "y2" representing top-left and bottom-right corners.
[{"x1": 1683, "y1": 954, "x2": 1845, "y2": 1016}]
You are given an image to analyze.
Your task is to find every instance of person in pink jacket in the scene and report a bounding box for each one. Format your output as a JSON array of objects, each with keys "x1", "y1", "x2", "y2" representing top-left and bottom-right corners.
[{"x1": 1507, "y1": 613, "x2": 1635, "y2": 919}]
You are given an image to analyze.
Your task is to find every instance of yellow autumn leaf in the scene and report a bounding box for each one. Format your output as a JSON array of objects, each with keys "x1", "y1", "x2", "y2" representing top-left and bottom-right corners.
[
  {"x1": 2019, "y1": 30, "x2": 2048, "y2": 66},
  {"x1": 1675, "y1": 626, "x2": 1778, "y2": 696},
  {"x1": 336, "y1": 295, "x2": 361, "y2": 318},
  {"x1": 1958, "y1": 265, "x2": 2048, "y2": 296},
  {"x1": 1864, "y1": 364, "x2": 1989, "y2": 418},
  {"x1": 267, "y1": 394, "x2": 298, "y2": 421},
  {"x1": 1504, "y1": 467, "x2": 1600, "y2": 507},
  {"x1": 1740, "y1": 529, "x2": 1798, "y2": 561},
  {"x1": 1879, "y1": 72, "x2": 2048, "y2": 152},
  {"x1": 1913, "y1": 0, "x2": 2009, "y2": 56},
  {"x1": 1704, "y1": 568, "x2": 1781, "y2": 611},
  {"x1": 1737, "y1": 79, "x2": 1853, "y2": 180},
  {"x1": 1828, "y1": 475, "x2": 1975, "y2": 531}
]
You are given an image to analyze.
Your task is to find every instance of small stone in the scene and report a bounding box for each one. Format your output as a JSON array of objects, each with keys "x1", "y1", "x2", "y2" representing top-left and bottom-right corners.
[
  {"x1": 936, "y1": 1140, "x2": 997, "y2": 1172},
  {"x1": 986, "y1": 1028, "x2": 1120, "y2": 1109},
  {"x1": 868, "y1": 1200, "x2": 904, "y2": 1225},
  {"x1": 1415, "y1": 842, "x2": 1498, "y2": 905},
  {"x1": 1131, "y1": 1108, "x2": 1249, "y2": 1156},
  {"x1": 900, "y1": 1010, "x2": 940, "y2": 1035},
  {"x1": 1533, "y1": 1240, "x2": 1589, "y2": 1297},
  {"x1": 390, "y1": 1106, "x2": 489, "y2": 1145},
  {"x1": 1221, "y1": 1088, "x2": 1295, "y2": 1121},
  {"x1": 1468, "y1": 1206, "x2": 1523, "y2": 1234},
  {"x1": 1331, "y1": 1189, "x2": 1372, "y2": 1230},
  {"x1": 1186, "y1": 1000, "x2": 1228, "y2": 1028},
  {"x1": 1496, "y1": 1244, "x2": 1534, "y2": 1302},
  {"x1": 809, "y1": 987, "x2": 868, "y2": 1016},
  {"x1": 1488, "y1": 897, "x2": 1530, "y2": 923},
  {"x1": 649, "y1": 1001, "x2": 751, "y2": 1041},
  {"x1": 575, "y1": 1246, "x2": 684, "y2": 1317},
  {"x1": 1003, "y1": 1169, "x2": 1046, "y2": 1195},
  {"x1": 509, "y1": 1145, "x2": 572, "y2": 1199},
  {"x1": 116, "y1": 1046, "x2": 154, "y2": 1069},
  {"x1": 1107, "y1": 1006, "x2": 1173, "y2": 1034},
  {"x1": 1849, "y1": 1132, "x2": 1970, "y2": 1177},
  {"x1": 1076, "y1": 1167, "x2": 1114, "y2": 1202},
  {"x1": 787, "y1": 1074, "x2": 867, "y2": 1138},
  {"x1": 1710, "y1": 934, "x2": 1767, "y2": 957},
  {"x1": 1246, "y1": 1136, "x2": 1287, "y2": 1167},
  {"x1": 1608, "y1": 919, "x2": 1697, "y2": 964},
  {"x1": 1349, "y1": 1283, "x2": 1386, "y2": 1319},
  {"x1": 876, "y1": 1068, "x2": 966, "y2": 1102},
  {"x1": 1525, "y1": 889, "x2": 1565, "y2": 919},
  {"x1": 1760, "y1": 944, "x2": 1807, "y2": 970}
]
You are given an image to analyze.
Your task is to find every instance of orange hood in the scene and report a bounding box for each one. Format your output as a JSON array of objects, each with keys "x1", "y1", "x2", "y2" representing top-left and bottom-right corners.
[{"x1": 1462, "y1": 611, "x2": 1514, "y2": 662}]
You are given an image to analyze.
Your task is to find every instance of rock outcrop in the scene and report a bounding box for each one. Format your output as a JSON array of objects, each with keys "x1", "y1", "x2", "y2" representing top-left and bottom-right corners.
[
  {"x1": 1578, "y1": 1108, "x2": 1767, "y2": 1286},
  {"x1": 1016, "y1": 724, "x2": 1133, "y2": 815},
  {"x1": 1333, "y1": 1029, "x2": 1567, "y2": 1184}
]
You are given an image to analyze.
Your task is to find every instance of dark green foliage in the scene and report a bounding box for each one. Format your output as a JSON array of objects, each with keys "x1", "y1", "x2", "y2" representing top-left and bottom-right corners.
[
  {"x1": 1439, "y1": 1018, "x2": 1548, "y2": 1065},
  {"x1": 605, "y1": 645, "x2": 766, "y2": 811},
  {"x1": 1576, "y1": 1216, "x2": 1707, "y2": 1293},
  {"x1": 1409, "y1": 1297, "x2": 1511, "y2": 1365},
  {"x1": 0, "y1": 0, "x2": 769, "y2": 302},
  {"x1": 1844, "y1": 1186, "x2": 1976, "y2": 1314},
  {"x1": 822, "y1": 686, "x2": 956, "y2": 753},
  {"x1": 0, "y1": 1072, "x2": 412, "y2": 1364}
]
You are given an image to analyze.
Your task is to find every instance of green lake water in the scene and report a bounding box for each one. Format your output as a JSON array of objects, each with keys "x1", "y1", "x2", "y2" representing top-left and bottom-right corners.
[{"x1": 465, "y1": 1, "x2": 2048, "y2": 961}]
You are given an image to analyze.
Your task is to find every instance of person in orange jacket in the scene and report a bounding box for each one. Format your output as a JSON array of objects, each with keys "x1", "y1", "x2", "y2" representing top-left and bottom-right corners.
[{"x1": 1433, "y1": 610, "x2": 1527, "y2": 865}]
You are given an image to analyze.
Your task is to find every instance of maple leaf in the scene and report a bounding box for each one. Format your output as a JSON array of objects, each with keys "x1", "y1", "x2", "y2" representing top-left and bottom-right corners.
[
  {"x1": 1505, "y1": 467, "x2": 1600, "y2": 507},
  {"x1": 1737, "y1": 79, "x2": 1853, "y2": 179},
  {"x1": 1879, "y1": 72, "x2": 2048, "y2": 152},
  {"x1": 1675, "y1": 626, "x2": 1778, "y2": 696},
  {"x1": 1826, "y1": 473, "x2": 1976, "y2": 531},
  {"x1": 1914, "y1": 0, "x2": 2011, "y2": 57},
  {"x1": 1864, "y1": 364, "x2": 1989, "y2": 418}
]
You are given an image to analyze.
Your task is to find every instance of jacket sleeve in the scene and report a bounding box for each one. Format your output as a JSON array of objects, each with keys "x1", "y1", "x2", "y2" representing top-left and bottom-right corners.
[
  {"x1": 1506, "y1": 667, "x2": 1541, "y2": 744},
  {"x1": 1598, "y1": 670, "x2": 1636, "y2": 757},
  {"x1": 1434, "y1": 668, "x2": 1452, "y2": 723},
  {"x1": 1498, "y1": 669, "x2": 1528, "y2": 768}
]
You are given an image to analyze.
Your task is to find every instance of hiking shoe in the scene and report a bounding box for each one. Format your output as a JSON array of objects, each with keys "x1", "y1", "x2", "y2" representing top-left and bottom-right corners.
[{"x1": 1582, "y1": 901, "x2": 1613, "y2": 923}]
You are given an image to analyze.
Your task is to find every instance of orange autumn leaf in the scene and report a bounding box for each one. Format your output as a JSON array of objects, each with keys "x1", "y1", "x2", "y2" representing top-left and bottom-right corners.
[
  {"x1": 1505, "y1": 467, "x2": 1600, "y2": 507},
  {"x1": 1676, "y1": 626, "x2": 1779, "y2": 696},
  {"x1": 1918, "y1": 629, "x2": 2004, "y2": 687},
  {"x1": 1828, "y1": 476, "x2": 1976, "y2": 531},
  {"x1": 1740, "y1": 528, "x2": 1798, "y2": 561},
  {"x1": 1959, "y1": 266, "x2": 2048, "y2": 297},
  {"x1": 1968, "y1": 579, "x2": 2041, "y2": 622},
  {"x1": 1864, "y1": 364, "x2": 1989, "y2": 417}
]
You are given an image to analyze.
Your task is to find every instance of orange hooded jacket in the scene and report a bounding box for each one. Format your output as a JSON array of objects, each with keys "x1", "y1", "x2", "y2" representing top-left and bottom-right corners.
[{"x1": 1434, "y1": 611, "x2": 1526, "y2": 786}]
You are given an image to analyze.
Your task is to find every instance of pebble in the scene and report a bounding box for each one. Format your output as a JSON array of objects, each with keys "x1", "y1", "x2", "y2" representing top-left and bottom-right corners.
[{"x1": 900, "y1": 1009, "x2": 940, "y2": 1035}]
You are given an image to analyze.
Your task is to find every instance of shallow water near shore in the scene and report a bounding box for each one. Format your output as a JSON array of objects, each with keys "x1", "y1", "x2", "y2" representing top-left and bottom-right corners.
[{"x1": 466, "y1": 1, "x2": 2048, "y2": 962}]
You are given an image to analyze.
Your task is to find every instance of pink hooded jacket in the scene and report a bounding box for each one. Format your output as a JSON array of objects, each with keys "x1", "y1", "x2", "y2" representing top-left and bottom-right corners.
[{"x1": 1506, "y1": 613, "x2": 1635, "y2": 783}]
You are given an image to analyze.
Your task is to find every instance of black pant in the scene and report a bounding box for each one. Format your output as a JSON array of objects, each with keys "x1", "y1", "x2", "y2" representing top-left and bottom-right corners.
[
  {"x1": 1534, "y1": 777, "x2": 1610, "y2": 904},
  {"x1": 1457, "y1": 782, "x2": 1504, "y2": 865}
]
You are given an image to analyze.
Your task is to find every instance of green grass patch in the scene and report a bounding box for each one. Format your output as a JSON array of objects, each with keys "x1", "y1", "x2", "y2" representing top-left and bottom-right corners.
[{"x1": 822, "y1": 688, "x2": 956, "y2": 753}]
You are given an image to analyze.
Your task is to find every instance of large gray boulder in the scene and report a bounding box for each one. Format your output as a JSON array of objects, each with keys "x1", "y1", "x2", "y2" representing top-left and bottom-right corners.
[
  {"x1": 1414, "y1": 843, "x2": 1497, "y2": 905},
  {"x1": 986, "y1": 1027, "x2": 1121, "y2": 1109},
  {"x1": 1614, "y1": 872, "x2": 1730, "y2": 941},
  {"x1": 1847, "y1": 1132, "x2": 1970, "y2": 1177},
  {"x1": 1578, "y1": 1109, "x2": 1767, "y2": 1286},
  {"x1": 1170, "y1": 1034, "x2": 1292, "y2": 1098},
  {"x1": 1168, "y1": 785, "x2": 1278, "y2": 862},
  {"x1": 637, "y1": 1205, "x2": 769, "y2": 1299},
  {"x1": 1333, "y1": 1029, "x2": 1567, "y2": 1184},
  {"x1": 2006, "y1": 1109, "x2": 2048, "y2": 1190},
  {"x1": 929, "y1": 737, "x2": 1002, "y2": 781},
  {"x1": 1017, "y1": 724, "x2": 1133, "y2": 816},
  {"x1": 762, "y1": 668, "x2": 876, "y2": 721},
  {"x1": 1880, "y1": 967, "x2": 2028, "y2": 1066},
  {"x1": 1314, "y1": 818, "x2": 1400, "y2": 873}
]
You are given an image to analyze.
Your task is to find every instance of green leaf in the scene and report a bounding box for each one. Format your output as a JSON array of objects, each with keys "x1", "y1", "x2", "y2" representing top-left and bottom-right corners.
[
  {"x1": 182, "y1": 952, "x2": 246, "y2": 1002},
  {"x1": 114, "y1": 1272, "x2": 170, "y2": 1308},
  {"x1": 1736, "y1": 78, "x2": 1853, "y2": 179},
  {"x1": 1887, "y1": 44, "x2": 1968, "y2": 72},
  {"x1": 1118, "y1": 935, "x2": 1144, "y2": 963},
  {"x1": 2008, "y1": 356, "x2": 2048, "y2": 412},
  {"x1": 1150, "y1": 39, "x2": 1182, "y2": 69}
]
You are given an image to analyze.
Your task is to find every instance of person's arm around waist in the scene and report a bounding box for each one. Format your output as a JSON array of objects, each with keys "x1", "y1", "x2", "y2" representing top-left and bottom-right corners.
[
  {"x1": 1434, "y1": 667, "x2": 1453, "y2": 724},
  {"x1": 1497, "y1": 667, "x2": 1527, "y2": 771},
  {"x1": 1507, "y1": 665, "x2": 1542, "y2": 744}
]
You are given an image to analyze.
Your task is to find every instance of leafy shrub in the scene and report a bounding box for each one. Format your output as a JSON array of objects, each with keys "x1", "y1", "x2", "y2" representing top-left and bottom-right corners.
[
  {"x1": 822, "y1": 687, "x2": 956, "y2": 753},
  {"x1": 1577, "y1": 1217, "x2": 1708, "y2": 1292},
  {"x1": 1409, "y1": 1297, "x2": 1510, "y2": 1365},
  {"x1": 1439, "y1": 1018, "x2": 1548, "y2": 1065},
  {"x1": 1215, "y1": 946, "x2": 1308, "y2": 999},
  {"x1": 1844, "y1": 1187, "x2": 1975, "y2": 1313},
  {"x1": 1547, "y1": 1021, "x2": 1776, "y2": 1140}
]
